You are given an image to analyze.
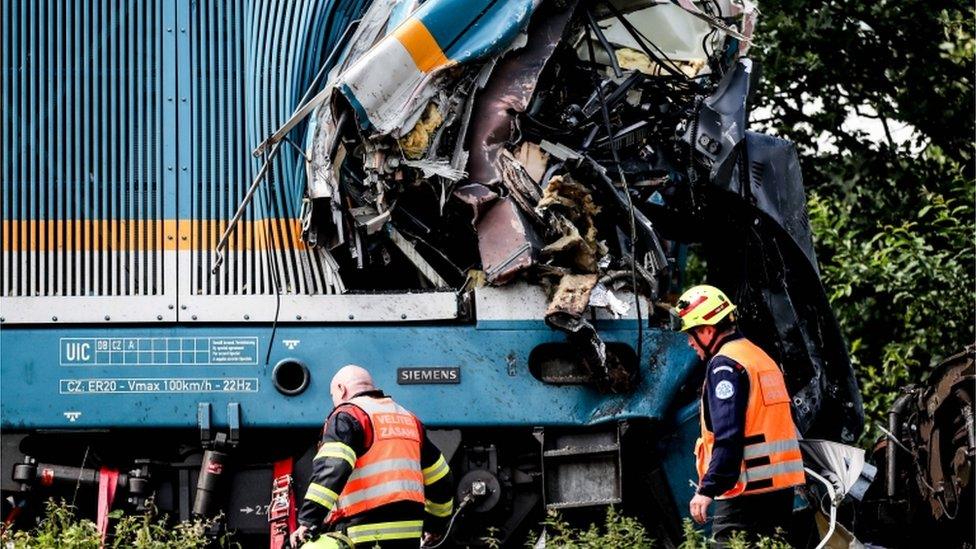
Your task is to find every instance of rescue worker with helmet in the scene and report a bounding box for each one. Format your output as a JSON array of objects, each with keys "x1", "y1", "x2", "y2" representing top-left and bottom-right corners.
[
  {"x1": 290, "y1": 365, "x2": 454, "y2": 548},
  {"x1": 673, "y1": 285, "x2": 805, "y2": 546}
]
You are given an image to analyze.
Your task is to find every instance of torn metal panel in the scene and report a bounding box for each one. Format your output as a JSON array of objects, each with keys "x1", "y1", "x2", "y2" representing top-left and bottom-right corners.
[
  {"x1": 465, "y1": 1, "x2": 577, "y2": 185},
  {"x1": 496, "y1": 149, "x2": 545, "y2": 223},
  {"x1": 544, "y1": 275, "x2": 609, "y2": 389},
  {"x1": 306, "y1": 0, "x2": 404, "y2": 198},
  {"x1": 684, "y1": 58, "x2": 751, "y2": 182},
  {"x1": 478, "y1": 197, "x2": 542, "y2": 285},
  {"x1": 672, "y1": 53, "x2": 863, "y2": 441},
  {"x1": 454, "y1": 183, "x2": 500, "y2": 224},
  {"x1": 335, "y1": 0, "x2": 543, "y2": 137},
  {"x1": 388, "y1": 226, "x2": 450, "y2": 288},
  {"x1": 736, "y1": 131, "x2": 819, "y2": 270},
  {"x1": 598, "y1": 3, "x2": 714, "y2": 62}
]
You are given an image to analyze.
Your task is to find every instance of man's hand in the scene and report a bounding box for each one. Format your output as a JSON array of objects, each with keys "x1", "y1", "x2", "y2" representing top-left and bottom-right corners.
[
  {"x1": 689, "y1": 493, "x2": 713, "y2": 524},
  {"x1": 289, "y1": 525, "x2": 309, "y2": 548},
  {"x1": 421, "y1": 531, "x2": 443, "y2": 547}
]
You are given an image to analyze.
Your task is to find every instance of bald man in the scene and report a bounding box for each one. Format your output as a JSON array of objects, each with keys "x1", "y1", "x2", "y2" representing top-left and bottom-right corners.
[{"x1": 291, "y1": 365, "x2": 454, "y2": 548}]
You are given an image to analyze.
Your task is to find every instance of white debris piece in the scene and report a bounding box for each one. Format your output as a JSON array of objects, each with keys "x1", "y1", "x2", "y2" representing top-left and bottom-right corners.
[{"x1": 588, "y1": 283, "x2": 631, "y2": 318}]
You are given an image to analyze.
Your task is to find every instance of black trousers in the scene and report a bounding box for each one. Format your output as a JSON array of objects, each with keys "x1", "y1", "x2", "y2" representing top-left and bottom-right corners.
[{"x1": 711, "y1": 488, "x2": 794, "y2": 548}]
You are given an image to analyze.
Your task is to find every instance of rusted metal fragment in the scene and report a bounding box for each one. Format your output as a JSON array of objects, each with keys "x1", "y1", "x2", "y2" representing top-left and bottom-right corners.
[
  {"x1": 514, "y1": 142, "x2": 549, "y2": 184},
  {"x1": 466, "y1": 1, "x2": 577, "y2": 185},
  {"x1": 913, "y1": 345, "x2": 975, "y2": 519},
  {"x1": 545, "y1": 273, "x2": 639, "y2": 393},
  {"x1": 495, "y1": 149, "x2": 544, "y2": 224},
  {"x1": 453, "y1": 183, "x2": 499, "y2": 224},
  {"x1": 477, "y1": 197, "x2": 541, "y2": 284},
  {"x1": 545, "y1": 274, "x2": 599, "y2": 320},
  {"x1": 537, "y1": 175, "x2": 605, "y2": 272},
  {"x1": 544, "y1": 275, "x2": 608, "y2": 391}
]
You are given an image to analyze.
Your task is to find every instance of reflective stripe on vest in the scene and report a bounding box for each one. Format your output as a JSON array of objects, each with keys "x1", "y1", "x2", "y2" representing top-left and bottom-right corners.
[
  {"x1": 328, "y1": 397, "x2": 425, "y2": 522},
  {"x1": 739, "y1": 460, "x2": 806, "y2": 484},
  {"x1": 346, "y1": 520, "x2": 424, "y2": 544},
  {"x1": 743, "y1": 439, "x2": 801, "y2": 460},
  {"x1": 695, "y1": 338, "x2": 806, "y2": 499}
]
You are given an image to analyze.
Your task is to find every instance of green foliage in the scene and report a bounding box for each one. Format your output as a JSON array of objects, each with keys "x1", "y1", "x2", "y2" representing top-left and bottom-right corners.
[
  {"x1": 530, "y1": 508, "x2": 654, "y2": 548},
  {"x1": 1, "y1": 499, "x2": 235, "y2": 549},
  {"x1": 527, "y1": 511, "x2": 791, "y2": 548},
  {"x1": 481, "y1": 526, "x2": 504, "y2": 549},
  {"x1": 1, "y1": 500, "x2": 100, "y2": 549},
  {"x1": 752, "y1": 0, "x2": 975, "y2": 441},
  {"x1": 677, "y1": 518, "x2": 709, "y2": 549},
  {"x1": 678, "y1": 519, "x2": 792, "y2": 549},
  {"x1": 807, "y1": 173, "x2": 974, "y2": 436}
]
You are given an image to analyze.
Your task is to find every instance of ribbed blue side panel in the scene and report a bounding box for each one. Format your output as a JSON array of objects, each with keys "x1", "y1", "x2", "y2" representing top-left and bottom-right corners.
[
  {"x1": 1, "y1": 0, "x2": 368, "y2": 304},
  {"x1": 185, "y1": 0, "x2": 366, "y2": 296},
  {"x1": 1, "y1": 0, "x2": 170, "y2": 298}
]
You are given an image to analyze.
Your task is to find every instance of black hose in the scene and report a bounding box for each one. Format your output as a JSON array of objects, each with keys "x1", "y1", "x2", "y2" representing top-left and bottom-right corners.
[
  {"x1": 584, "y1": 14, "x2": 644, "y2": 371},
  {"x1": 421, "y1": 494, "x2": 475, "y2": 549},
  {"x1": 887, "y1": 391, "x2": 915, "y2": 498}
]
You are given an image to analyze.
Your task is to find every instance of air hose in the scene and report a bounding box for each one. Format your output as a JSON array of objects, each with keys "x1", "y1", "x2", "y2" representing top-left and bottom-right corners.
[{"x1": 421, "y1": 493, "x2": 476, "y2": 549}]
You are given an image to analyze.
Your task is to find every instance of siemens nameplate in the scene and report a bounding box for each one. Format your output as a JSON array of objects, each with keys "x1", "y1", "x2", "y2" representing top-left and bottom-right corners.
[{"x1": 397, "y1": 367, "x2": 461, "y2": 385}]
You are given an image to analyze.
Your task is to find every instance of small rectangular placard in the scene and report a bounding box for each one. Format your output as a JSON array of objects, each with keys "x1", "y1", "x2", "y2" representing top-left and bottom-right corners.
[{"x1": 397, "y1": 367, "x2": 460, "y2": 385}]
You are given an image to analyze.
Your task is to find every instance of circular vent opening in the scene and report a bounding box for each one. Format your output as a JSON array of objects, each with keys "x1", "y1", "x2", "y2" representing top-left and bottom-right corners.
[{"x1": 273, "y1": 360, "x2": 310, "y2": 396}]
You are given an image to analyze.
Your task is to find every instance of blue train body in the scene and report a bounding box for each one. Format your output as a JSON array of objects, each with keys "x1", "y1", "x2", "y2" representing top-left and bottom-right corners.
[
  {"x1": 0, "y1": 309, "x2": 698, "y2": 431},
  {"x1": 1, "y1": 0, "x2": 861, "y2": 544}
]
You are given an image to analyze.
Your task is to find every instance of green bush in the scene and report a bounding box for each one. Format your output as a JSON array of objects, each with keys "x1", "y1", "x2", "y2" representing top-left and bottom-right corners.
[
  {"x1": 0, "y1": 499, "x2": 235, "y2": 549},
  {"x1": 679, "y1": 519, "x2": 791, "y2": 549},
  {"x1": 532, "y1": 507, "x2": 654, "y2": 548},
  {"x1": 520, "y1": 509, "x2": 790, "y2": 548},
  {"x1": 807, "y1": 169, "x2": 974, "y2": 441},
  {"x1": 753, "y1": 0, "x2": 975, "y2": 444}
]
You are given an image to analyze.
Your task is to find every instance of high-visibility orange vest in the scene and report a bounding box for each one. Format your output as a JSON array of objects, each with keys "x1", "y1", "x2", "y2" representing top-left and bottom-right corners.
[
  {"x1": 327, "y1": 396, "x2": 426, "y2": 522},
  {"x1": 695, "y1": 338, "x2": 806, "y2": 499}
]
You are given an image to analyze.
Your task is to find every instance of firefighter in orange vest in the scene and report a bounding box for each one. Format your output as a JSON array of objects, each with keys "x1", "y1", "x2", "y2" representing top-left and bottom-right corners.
[
  {"x1": 290, "y1": 365, "x2": 454, "y2": 548},
  {"x1": 673, "y1": 285, "x2": 805, "y2": 545}
]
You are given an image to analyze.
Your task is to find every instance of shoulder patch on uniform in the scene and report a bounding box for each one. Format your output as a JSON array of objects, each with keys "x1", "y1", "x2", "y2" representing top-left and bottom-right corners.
[
  {"x1": 712, "y1": 365, "x2": 735, "y2": 375},
  {"x1": 715, "y1": 380, "x2": 736, "y2": 400}
]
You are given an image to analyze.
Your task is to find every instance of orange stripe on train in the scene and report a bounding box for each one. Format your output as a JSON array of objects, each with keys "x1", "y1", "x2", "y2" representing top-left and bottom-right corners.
[
  {"x1": 0, "y1": 219, "x2": 307, "y2": 251},
  {"x1": 393, "y1": 18, "x2": 450, "y2": 73}
]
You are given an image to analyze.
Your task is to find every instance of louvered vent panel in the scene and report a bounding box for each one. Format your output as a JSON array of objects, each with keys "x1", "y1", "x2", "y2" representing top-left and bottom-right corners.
[
  {"x1": 186, "y1": 0, "x2": 345, "y2": 297},
  {"x1": 1, "y1": 0, "x2": 167, "y2": 298}
]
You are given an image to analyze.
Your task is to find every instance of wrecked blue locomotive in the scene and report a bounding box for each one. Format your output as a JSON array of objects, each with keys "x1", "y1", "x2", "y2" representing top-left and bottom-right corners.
[{"x1": 1, "y1": 0, "x2": 862, "y2": 545}]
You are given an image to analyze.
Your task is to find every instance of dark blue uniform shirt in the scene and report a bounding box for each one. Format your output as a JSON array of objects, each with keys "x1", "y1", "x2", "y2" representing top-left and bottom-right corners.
[{"x1": 698, "y1": 332, "x2": 751, "y2": 498}]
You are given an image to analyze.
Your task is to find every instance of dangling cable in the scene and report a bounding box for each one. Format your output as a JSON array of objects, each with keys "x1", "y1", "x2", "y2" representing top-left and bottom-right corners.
[
  {"x1": 421, "y1": 494, "x2": 475, "y2": 549},
  {"x1": 261, "y1": 151, "x2": 283, "y2": 366},
  {"x1": 585, "y1": 14, "x2": 643, "y2": 367}
]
